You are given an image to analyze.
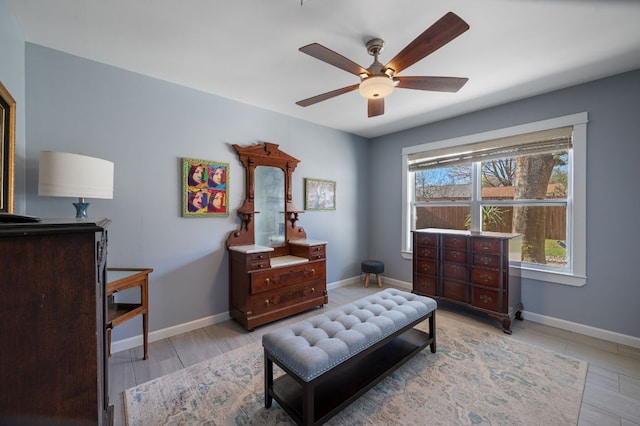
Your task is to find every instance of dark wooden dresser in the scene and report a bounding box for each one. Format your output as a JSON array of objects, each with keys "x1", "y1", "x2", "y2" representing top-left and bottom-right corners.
[
  {"x1": 0, "y1": 219, "x2": 113, "y2": 425},
  {"x1": 226, "y1": 142, "x2": 329, "y2": 331},
  {"x1": 228, "y1": 239, "x2": 327, "y2": 331},
  {"x1": 413, "y1": 228, "x2": 523, "y2": 333}
]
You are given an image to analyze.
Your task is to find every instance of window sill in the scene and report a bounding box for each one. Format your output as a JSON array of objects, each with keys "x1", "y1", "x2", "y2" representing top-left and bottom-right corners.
[{"x1": 520, "y1": 266, "x2": 587, "y2": 287}]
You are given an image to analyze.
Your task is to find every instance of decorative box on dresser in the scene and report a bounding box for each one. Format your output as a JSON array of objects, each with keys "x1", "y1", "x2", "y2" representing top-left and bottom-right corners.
[
  {"x1": 0, "y1": 218, "x2": 113, "y2": 425},
  {"x1": 413, "y1": 228, "x2": 523, "y2": 334},
  {"x1": 226, "y1": 142, "x2": 328, "y2": 331}
]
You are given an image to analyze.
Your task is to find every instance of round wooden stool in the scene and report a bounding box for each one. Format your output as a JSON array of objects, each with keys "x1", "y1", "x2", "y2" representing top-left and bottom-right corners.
[{"x1": 361, "y1": 260, "x2": 384, "y2": 288}]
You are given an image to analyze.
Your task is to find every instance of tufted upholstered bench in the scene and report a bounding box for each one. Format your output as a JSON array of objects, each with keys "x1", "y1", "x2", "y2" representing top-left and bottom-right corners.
[{"x1": 262, "y1": 288, "x2": 437, "y2": 425}]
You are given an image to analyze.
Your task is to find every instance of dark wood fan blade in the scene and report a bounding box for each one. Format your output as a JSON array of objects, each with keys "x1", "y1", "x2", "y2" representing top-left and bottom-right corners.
[
  {"x1": 383, "y1": 12, "x2": 469, "y2": 75},
  {"x1": 296, "y1": 84, "x2": 360, "y2": 107},
  {"x1": 368, "y1": 98, "x2": 384, "y2": 117},
  {"x1": 395, "y1": 76, "x2": 468, "y2": 92},
  {"x1": 300, "y1": 43, "x2": 369, "y2": 76}
]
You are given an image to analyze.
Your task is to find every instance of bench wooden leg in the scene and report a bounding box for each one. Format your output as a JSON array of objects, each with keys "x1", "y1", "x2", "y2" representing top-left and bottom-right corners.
[
  {"x1": 364, "y1": 273, "x2": 370, "y2": 288},
  {"x1": 429, "y1": 311, "x2": 437, "y2": 353},
  {"x1": 303, "y1": 381, "x2": 314, "y2": 425},
  {"x1": 264, "y1": 351, "x2": 273, "y2": 408},
  {"x1": 376, "y1": 274, "x2": 382, "y2": 288}
]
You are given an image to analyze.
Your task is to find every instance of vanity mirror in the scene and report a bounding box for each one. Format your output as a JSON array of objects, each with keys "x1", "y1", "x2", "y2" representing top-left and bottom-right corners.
[
  {"x1": 226, "y1": 142, "x2": 307, "y2": 256},
  {"x1": 226, "y1": 142, "x2": 328, "y2": 330},
  {"x1": 254, "y1": 166, "x2": 285, "y2": 248}
]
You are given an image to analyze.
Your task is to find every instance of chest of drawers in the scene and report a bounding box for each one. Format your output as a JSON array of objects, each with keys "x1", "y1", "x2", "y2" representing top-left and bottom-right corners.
[
  {"x1": 228, "y1": 240, "x2": 328, "y2": 330},
  {"x1": 413, "y1": 228, "x2": 523, "y2": 334},
  {"x1": 0, "y1": 219, "x2": 113, "y2": 424}
]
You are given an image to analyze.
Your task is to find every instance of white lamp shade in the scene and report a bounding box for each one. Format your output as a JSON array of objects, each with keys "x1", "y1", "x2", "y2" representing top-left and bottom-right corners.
[
  {"x1": 38, "y1": 151, "x2": 114, "y2": 199},
  {"x1": 359, "y1": 76, "x2": 394, "y2": 99}
]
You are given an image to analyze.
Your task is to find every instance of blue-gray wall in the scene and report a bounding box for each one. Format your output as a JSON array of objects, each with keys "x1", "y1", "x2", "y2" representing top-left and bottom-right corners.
[
  {"x1": 22, "y1": 43, "x2": 369, "y2": 340},
  {"x1": 0, "y1": 0, "x2": 26, "y2": 213},
  {"x1": 370, "y1": 69, "x2": 640, "y2": 338}
]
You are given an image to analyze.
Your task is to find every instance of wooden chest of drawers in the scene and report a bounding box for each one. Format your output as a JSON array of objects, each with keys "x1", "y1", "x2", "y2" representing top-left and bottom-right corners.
[
  {"x1": 0, "y1": 219, "x2": 113, "y2": 424},
  {"x1": 413, "y1": 228, "x2": 523, "y2": 334},
  {"x1": 229, "y1": 241, "x2": 328, "y2": 330},
  {"x1": 413, "y1": 233, "x2": 439, "y2": 298}
]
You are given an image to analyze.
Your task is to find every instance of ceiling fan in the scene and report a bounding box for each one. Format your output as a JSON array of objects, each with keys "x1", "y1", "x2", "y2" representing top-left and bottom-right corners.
[{"x1": 296, "y1": 12, "x2": 470, "y2": 118}]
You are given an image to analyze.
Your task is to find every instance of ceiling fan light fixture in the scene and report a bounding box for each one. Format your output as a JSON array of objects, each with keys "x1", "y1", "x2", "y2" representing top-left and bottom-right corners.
[{"x1": 359, "y1": 76, "x2": 394, "y2": 99}]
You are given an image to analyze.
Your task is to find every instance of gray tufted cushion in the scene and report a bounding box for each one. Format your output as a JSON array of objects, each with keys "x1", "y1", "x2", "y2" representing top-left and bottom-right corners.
[{"x1": 262, "y1": 288, "x2": 437, "y2": 382}]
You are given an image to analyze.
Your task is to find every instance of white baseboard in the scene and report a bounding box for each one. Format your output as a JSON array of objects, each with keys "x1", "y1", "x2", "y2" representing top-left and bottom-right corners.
[
  {"x1": 329, "y1": 275, "x2": 412, "y2": 291},
  {"x1": 522, "y1": 311, "x2": 640, "y2": 349},
  {"x1": 377, "y1": 276, "x2": 412, "y2": 291},
  {"x1": 111, "y1": 276, "x2": 640, "y2": 353},
  {"x1": 326, "y1": 275, "x2": 362, "y2": 290},
  {"x1": 110, "y1": 312, "x2": 228, "y2": 354}
]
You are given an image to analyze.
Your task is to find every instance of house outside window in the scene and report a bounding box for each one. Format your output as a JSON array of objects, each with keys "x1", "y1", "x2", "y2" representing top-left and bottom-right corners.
[{"x1": 401, "y1": 113, "x2": 588, "y2": 286}]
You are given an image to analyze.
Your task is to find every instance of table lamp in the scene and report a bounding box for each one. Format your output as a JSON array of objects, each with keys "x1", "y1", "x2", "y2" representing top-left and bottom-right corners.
[{"x1": 38, "y1": 151, "x2": 114, "y2": 219}]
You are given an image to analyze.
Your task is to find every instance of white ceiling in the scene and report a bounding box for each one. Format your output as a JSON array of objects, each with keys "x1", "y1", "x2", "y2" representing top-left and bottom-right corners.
[{"x1": 6, "y1": 0, "x2": 640, "y2": 138}]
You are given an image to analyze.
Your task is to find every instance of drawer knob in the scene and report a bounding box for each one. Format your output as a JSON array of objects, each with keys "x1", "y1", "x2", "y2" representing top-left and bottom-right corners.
[
  {"x1": 265, "y1": 278, "x2": 270, "y2": 285},
  {"x1": 480, "y1": 242, "x2": 491, "y2": 250},
  {"x1": 479, "y1": 256, "x2": 491, "y2": 265},
  {"x1": 311, "y1": 287, "x2": 315, "y2": 292},
  {"x1": 479, "y1": 294, "x2": 492, "y2": 303},
  {"x1": 481, "y1": 274, "x2": 491, "y2": 282},
  {"x1": 265, "y1": 299, "x2": 270, "y2": 306}
]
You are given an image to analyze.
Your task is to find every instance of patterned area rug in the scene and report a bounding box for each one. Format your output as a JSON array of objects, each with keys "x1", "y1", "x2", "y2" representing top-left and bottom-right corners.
[{"x1": 124, "y1": 315, "x2": 587, "y2": 425}]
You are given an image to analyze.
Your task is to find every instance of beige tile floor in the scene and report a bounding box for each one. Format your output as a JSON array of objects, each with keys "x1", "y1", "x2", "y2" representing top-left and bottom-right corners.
[{"x1": 108, "y1": 283, "x2": 640, "y2": 426}]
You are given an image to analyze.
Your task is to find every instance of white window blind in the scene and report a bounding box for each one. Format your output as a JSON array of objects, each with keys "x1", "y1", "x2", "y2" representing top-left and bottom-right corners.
[{"x1": 408, "y1": 126, "x2": 573, "y2": 171}]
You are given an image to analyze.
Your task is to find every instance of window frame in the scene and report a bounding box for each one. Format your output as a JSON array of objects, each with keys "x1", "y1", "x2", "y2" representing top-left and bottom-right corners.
[{"x1": 401, "y1": 112, "x2": 588, "y2": 287}]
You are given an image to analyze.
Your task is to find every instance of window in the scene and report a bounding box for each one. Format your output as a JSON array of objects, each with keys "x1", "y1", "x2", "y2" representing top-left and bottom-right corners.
[{"x1": 402, "y1": 113, "x2": 588, "y2": 286}]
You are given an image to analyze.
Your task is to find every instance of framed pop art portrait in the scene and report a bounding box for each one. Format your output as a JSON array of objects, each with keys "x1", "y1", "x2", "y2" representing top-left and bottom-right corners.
[
  {"x1": 182, "y1": 158, "x2": 229, "y2": 217},
  {"x1": 304, "y1": 178, "x2": 335, "y2": 211}
]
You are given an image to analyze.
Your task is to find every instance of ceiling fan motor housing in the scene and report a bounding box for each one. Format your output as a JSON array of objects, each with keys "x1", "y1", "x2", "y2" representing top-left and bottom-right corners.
[
  {"x1": 359, "y1": 38, "x2": 395, "y2": 98},
  {"x1": 366, "y1": 38, "x2": 385, "y2": 57},
  {"x1": 363, "y1": 38, "x2": 392, "y2": 76}
]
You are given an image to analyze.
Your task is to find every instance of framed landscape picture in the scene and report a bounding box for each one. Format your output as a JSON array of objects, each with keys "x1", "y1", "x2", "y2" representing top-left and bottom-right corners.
[
  {"x1": 305, "y1": 178, "x2": 335, "y2": 211},
  {"x1": 0, "y1": 81, "x2": 16, "y2": 213},
  {"x1": 182, "y1": 157, "x2": 229, "y2": 217}
]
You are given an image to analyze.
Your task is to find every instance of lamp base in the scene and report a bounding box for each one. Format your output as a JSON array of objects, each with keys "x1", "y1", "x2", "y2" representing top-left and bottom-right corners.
[{"x1": 73, "y1": 201, "x2": 90, "y2": 219}]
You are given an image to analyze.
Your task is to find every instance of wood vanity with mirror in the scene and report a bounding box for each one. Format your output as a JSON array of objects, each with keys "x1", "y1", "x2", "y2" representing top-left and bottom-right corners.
[{"x1": 226, "y1": 142, "x2": 327, "y2": 330}]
